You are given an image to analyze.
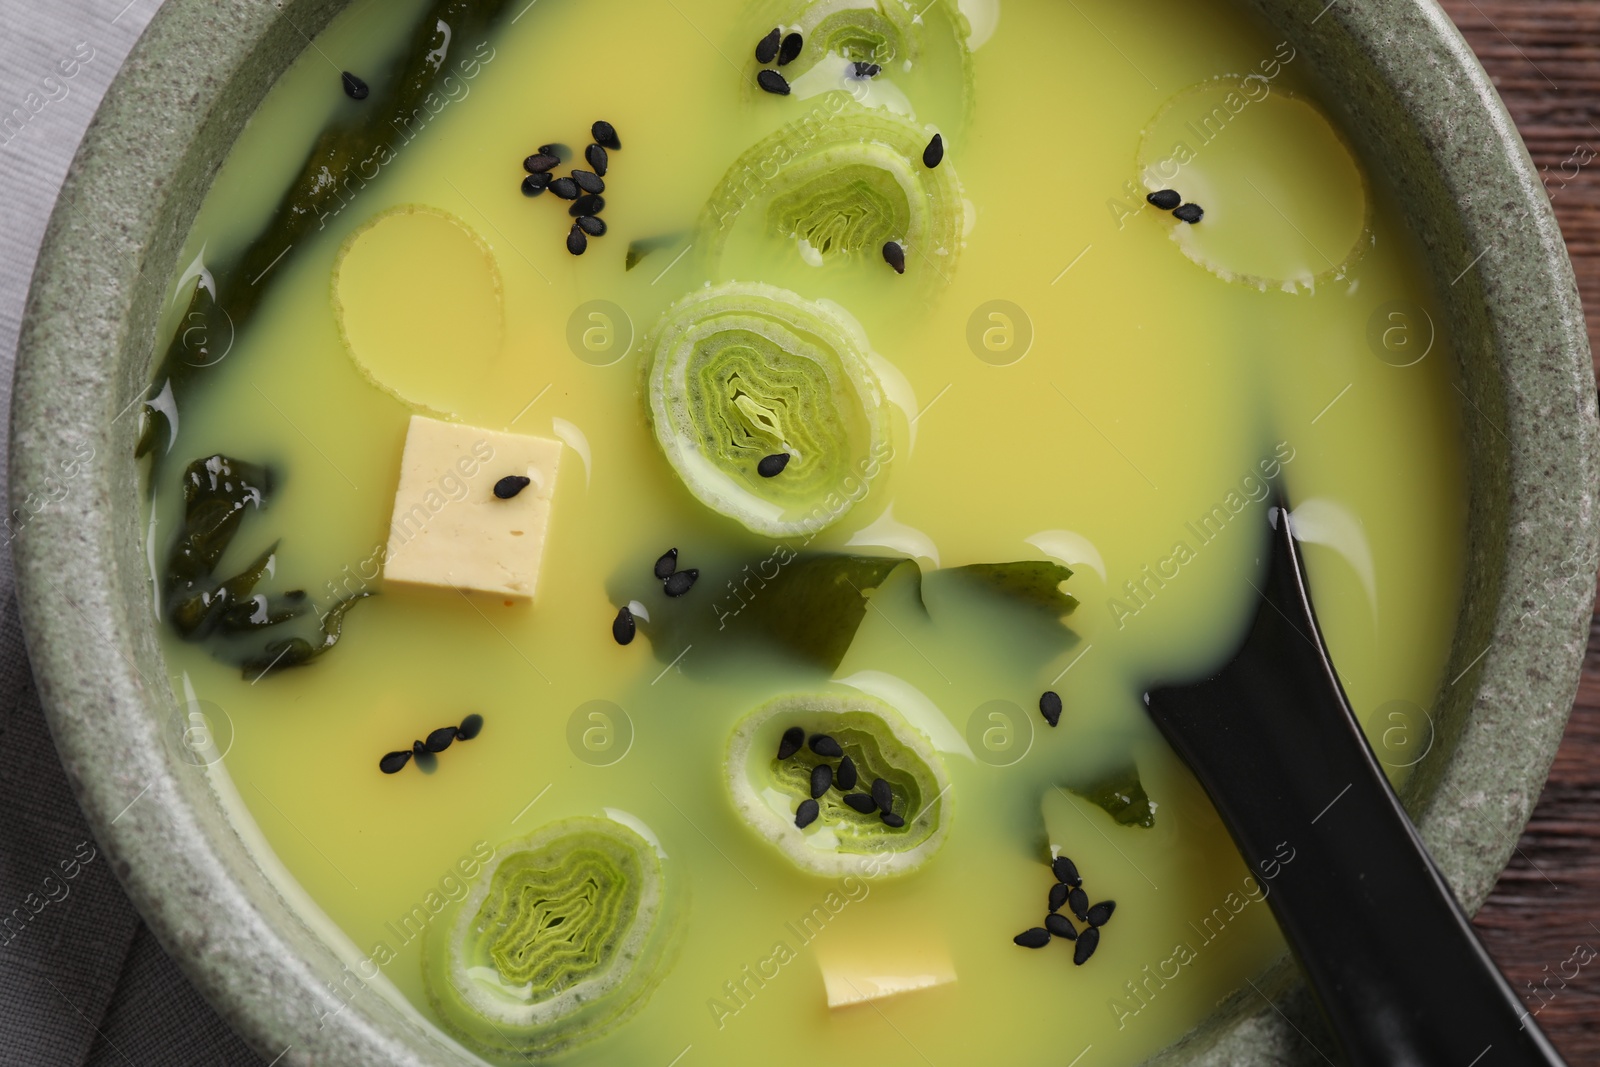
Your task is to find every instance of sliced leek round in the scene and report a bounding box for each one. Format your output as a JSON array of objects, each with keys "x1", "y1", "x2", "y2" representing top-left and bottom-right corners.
[
  {"x1": 423, "y1": 816, "x2": 673, "y2": 1061},
  {"x1": 700, "y1": 101, "x2": 966, "y2": 280},
  {"x1": 1136, "y1": 80, "x2": 1369, "y2": 291},
  {"x1": 643, "y1": 281, "x2": 889, "y2": 536},
  {"x1": 749, "y1": 0, "x2": 977, "y2": 131},
  {"x1": 726, "y1": 691, "x2": 952, "y2": 877},
  {"x1": 792, "y1": 0, "x2": 920, "y2": 67}
]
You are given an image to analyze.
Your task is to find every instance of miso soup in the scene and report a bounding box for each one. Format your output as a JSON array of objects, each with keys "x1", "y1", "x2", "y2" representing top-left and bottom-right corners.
[{"x1": 141, "y1": 0, "x2": 1465, "y2": 1063}]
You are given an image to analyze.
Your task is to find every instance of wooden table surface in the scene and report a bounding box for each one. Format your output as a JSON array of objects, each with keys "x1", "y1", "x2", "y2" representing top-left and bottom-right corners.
[{"x1": 1438, "y1": 2, "x2": 1600, "y2": 1059}]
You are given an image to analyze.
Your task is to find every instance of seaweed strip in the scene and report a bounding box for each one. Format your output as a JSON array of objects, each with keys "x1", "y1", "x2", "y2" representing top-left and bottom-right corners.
[
  {"x1": 723, "y1": 554, "x2": 913, "y2": 671},
  {"x1": 137, "y1": 0, "x2": 519, "y2": 465},
  {"x1": 165, "y1": 456, "x2": 281, "y2": 640},
  {"x1": 164, "y1": 453, "x2": 369, "y2": 675},
  {"x1": 1068, "y1": 765, "x2": 1156, "y2": 829},
  {"x1": 241, "y1": 591, "x2": 376, "y2": 681},
  {"x1": 946, "y1": 560, "x2": 1078, "y2": 617},
  {"x1": 624, "y1": 232, "x2": 688, "y2": 271},
  {"x1": 617, "y1": 554, "x2": 1077, "y2": 677}
]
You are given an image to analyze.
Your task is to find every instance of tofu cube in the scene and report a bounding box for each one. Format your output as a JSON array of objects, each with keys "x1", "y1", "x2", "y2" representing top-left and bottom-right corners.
[
  {"x1": 818, "y1": 944, "x2": 956, "y2": 1009},
  {"x1": 384, "y1": 415, "x2": 560, "y2": 599}
]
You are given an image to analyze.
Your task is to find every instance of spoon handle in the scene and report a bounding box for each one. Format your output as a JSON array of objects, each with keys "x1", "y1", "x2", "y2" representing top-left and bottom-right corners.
[{"x1": 1145, "y1": 505, "x2": 1566, "y2": 1067}]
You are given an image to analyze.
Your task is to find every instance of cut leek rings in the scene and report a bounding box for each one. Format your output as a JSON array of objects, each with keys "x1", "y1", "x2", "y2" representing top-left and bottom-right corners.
[
  {"x1": 700, "y1": 101, "x2": 966, "y2": 281},
  {"x1": 726, "y1": 692, "x2": 952, "y2": 877},
  {"x1": 643, "y1": 281, "x2": 890, "y2": 536},
  {"x1": 423, "y1": 816, "x2": 675, "y2": 1061}
]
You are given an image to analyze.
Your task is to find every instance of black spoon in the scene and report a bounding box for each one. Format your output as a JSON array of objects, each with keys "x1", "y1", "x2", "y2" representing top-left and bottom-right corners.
[{"x1": 1144, "y1": 501, "x2": 1566, "y2": 1067}]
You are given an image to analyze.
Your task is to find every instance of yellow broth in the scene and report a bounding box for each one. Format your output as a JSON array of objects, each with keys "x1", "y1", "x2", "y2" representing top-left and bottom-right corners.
[{"x1": 147, "y1": 0, "x2": 1465, "y2": 1062}]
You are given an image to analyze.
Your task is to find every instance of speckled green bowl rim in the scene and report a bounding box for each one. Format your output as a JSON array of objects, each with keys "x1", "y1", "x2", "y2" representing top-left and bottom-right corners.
[{"x1": 10, "y1": 0, "x2": 1597, "y2": 1063}]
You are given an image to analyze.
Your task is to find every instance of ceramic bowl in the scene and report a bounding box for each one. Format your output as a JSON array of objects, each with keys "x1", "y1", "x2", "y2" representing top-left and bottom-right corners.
[{"x1": 11, "y1": 0, "x2": 1597, "y2": 1062}]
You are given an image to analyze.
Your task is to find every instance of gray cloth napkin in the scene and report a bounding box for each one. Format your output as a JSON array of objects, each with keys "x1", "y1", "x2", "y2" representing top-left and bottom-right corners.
[{"x1": 0, "y1": 1, "x2": 263, "y2": 1063}]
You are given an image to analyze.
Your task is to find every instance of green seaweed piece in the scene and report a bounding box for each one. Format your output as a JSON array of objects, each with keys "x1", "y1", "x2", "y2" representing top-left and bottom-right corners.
[
  {"x1": 624, "y1": 232, "x2": 688, "y2": 271},
  {"x1": 161, "y1": 454, "x2": 369, "y2": 675},
  {"x1": 164, "y1": 456, "x2": 272, "y2": 600},
  {"x1": 215, "y1": 588, "x2": 312, "y2": 634},
  {"x1": 618, "y1": 554, "x2": 1083, "y2": 678},
  {"x1": 724, "y1": 553, "x2": 912, "y2": 670},
  {"x1": 947, "y1": 560, "x2": 1078, "y2": 617},
  {"x1": 165, "y1": 457, "x2": 283, "y2": 640},
  {"x1": 172, "y1": 542, "x2": 307, "y2": 640},
  {"x1": 613, "y1": 551, "x2": 915, "y2": 676},
  {"x1": 1072, "y1": 765, "x2": 1156, "y2": 829},
  {"x1": 240, "y1": 591, "x2": 375, "y2": 681},
  {"x1": 138, "y1": 0, "x2": 519, "y2": 466}
]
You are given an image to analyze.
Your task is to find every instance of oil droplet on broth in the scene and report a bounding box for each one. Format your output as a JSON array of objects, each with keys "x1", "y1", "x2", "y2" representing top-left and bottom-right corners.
[
  {"x1": 1138, "y1": 79, "x2": 1368, "y2": 291},
  {"x1": 334, "y1": 204, "x2": 504, "y2": 414}
]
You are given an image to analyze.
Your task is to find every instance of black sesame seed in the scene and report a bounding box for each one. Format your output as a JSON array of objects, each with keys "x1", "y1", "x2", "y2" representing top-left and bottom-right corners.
[
  {"x1": 1048, "y1": 882, "x2": 1070, "y2": 913},
  {"x1": 539, "y1": 143, "x2": 571, "y2": 162},
  {"x1": 585, "y1": 143, "x2": 609, "y2": 177},
  {"x1": 577, "y1": 216, "x2": 607, "y2": 237},
  {"x1": 923, "y1": 133, "x2": 944, "y2": 169},
  {"x1": 1073, "y1": 925, "x2": 1100, "y2": 965},
  {"x1": 795, "y1": 798, "x2": 820, "y2": 828},
  {"x1": 521, "y1": 173, "x2": 550, "y2": 197},
  {"x1": 341, "y1": 72, "x2": 370, "y2": 100},
  {"x1": 458, "y1": 713, "x2": 484, "y2": 740},
  {"x1": 1052, "y1": 855, "x2": 1082, "y2": 887},
  {"x1": 549, "y1": 176, "x2": 580, "y2": 200},
  {"x1": 412, "y1": 740, "x2": 426, "y2": 756},
  {"x1": 778, "y1": 31, "x2": 803, "y2": 65},
  {"x1": 810, "y1": 763, "x2": 832, "y2": 798},
  {"x1": 570, "y1": 194, "x2": 605, "y2": 217},
  {"x1": 1039, "y1": 690, "x2": 1063, "y2": 727},
  {"x1": 836, "y1": 755, "x2": 858, "y2": 790},
  {"x1": 882, "y1": 241, "x2": 906, "y2": 274},
  {"x1": 777, "y1": 725, "x2": 805, "y2": 760},
  {"x1": 757, "y1": 69, "x2": 791, "y2": 96},
  {"x1": 567, "y1": 224, "x2": 588, "y2": 256},
  {"x1": 379, "y1": 750, "x2": 412, "y2": 774},
  {"x1": 571, "y1": 169, "x2": 604, "y2": 195},
  {"x1": 1014, "y1": 928, "x2": 1051, "y2": 949},
  {"x1": 757, "y1": 452, "x2": 790, "y2": 477},
  {"x1": 881, "y1": 811, "x2": 906, "y2": 828},
  {"x1": 654, "y1": 548, "x2": 679, "y2": 579},
  {"x1": 871, "y1": 778, "x2": 893, "y2": 813},
  {"x1": 1068, "y1": 886, "x2": 1089, "y2": 921},
  {"x1": 494, "y1": 475, "x2": 531, "y2": 499},
  {"x1": 1045, "y1": 912, "x2": 1078, "y2": 940},
  {"x1": 591, "y1": 121, "x2": 620, "y2": 151},
  {"x1": 1086, "y1": 901, "x2": 1116, "y2": 927},
  {"x1": 663, "y1": 568, "x2": 699, "y2": 597},
  {"x1": 756, "y1": 28, "x2": 781, "y2": 63},
  {"x1": 844, "y1": 793, "x2": 878, "y2": 814},
  {"x1": 425, "y1": 725, "x2": 459, "y2": 752},
  {"x1": 809, "y1": 734, "x2": 843, "y2": 758},
  {"x1": 1146, "y1": 189, "x2": 1182, "y2": 210},
  {"x1": 523, "y1": 153, "x2": 559, "y2": 173},
  {"x1": 852, "y1": 61, "x2": 881, "y2": 78},
  {"x1": 612, "y1": 605, "x2": 636, "y2": 645},
  {"x1": 1172, "y1": 202, "x2": 1204, "y2": 224}
]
